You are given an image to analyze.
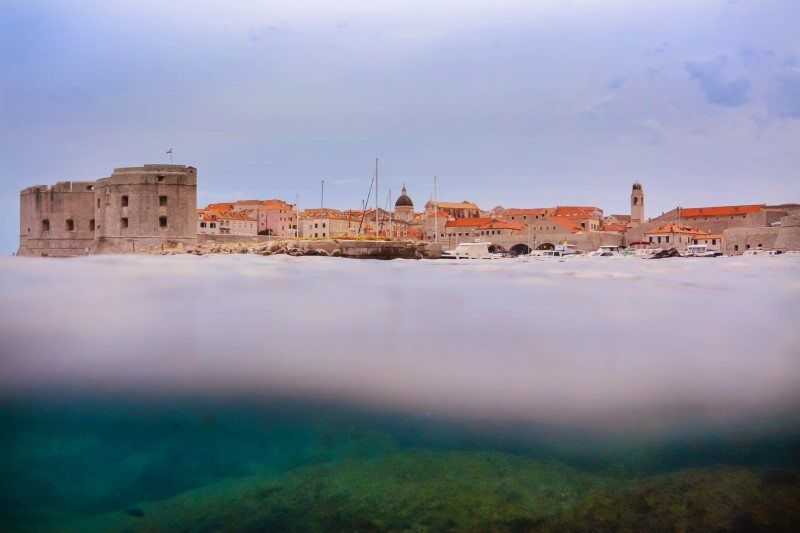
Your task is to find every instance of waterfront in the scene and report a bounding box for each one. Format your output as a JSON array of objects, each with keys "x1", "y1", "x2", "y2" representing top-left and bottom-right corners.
[{"x1": 1, "y1": 255, "x2": 799, "y2": 530}]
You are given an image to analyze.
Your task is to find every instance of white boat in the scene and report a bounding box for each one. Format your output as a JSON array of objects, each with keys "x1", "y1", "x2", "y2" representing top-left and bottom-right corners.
[
  {"x1": 635, "y1": 247, "x2": 662, "y2": 258},
  {"x1": 541, "y1": 250, "x2": 565, "y2": 258},
  {"x1": 588, "y1": 245, "x2": 623, "y2": 257},
  {"x1": 442, "y1": 241, "x2": 503, "y2": 260},
  {"x1": 741, "y1": 248, "x2": 779, "y2": 256},
  {"x1": 684, "y1": 244, "x2": 723, "y2": 257}
]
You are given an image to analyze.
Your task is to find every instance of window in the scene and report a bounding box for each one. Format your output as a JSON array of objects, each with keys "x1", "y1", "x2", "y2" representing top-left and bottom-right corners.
[
  {"x1": 89, "y1": 219, "x2": 95, "y2": 231},
  {"x1": 746, "y1": 244, "x2": 751, "y2": 250},
  {"x1": 97, "y1": 198, "x2": 100, "y2": 208},
  {"x1": 156, "y1": 174, "x2": 165, "y2": 182},
  {"x1": 210, "y1": 223, "x2": 216, "y2": 228},
  {"x1": 734, "y1": 245, "x2": 739, "y2": 251},
  {"x1": 121, "y1": 195, "x2": 129, "y2": 207},
  {"x1": 314, "y1": 223, "x2": 318, "y2": 228},
  {"x1": 200, "y1": 222, "x2": 206, "y2": 228},
  {"x1": 665, "y1": 236, "x2": 670, "y2": 243},
  {"x1": 159, "y1": 196, "x2": 168, "y2": 206},
  {"x1": 42, "y1": 219, "x2": 50, "y2": 232},
  {"x1": 87, "y1": 185, "x2": 94, "y2": 191},
  {"x1": 322, "y1": 223, "x2": 326, "y2": 228},
  {"x1": 66, "y1": 219, "x2": 74, "y2": 231},
  {"x1": 159, "y1": 216, "x2": 168, "y2": 228},
  {"x1": 712, "y1": 239, "x2": 716, "y2": 245},
  {"x1": 121, "y1": 217, "x2": 129, "y2": 228}
]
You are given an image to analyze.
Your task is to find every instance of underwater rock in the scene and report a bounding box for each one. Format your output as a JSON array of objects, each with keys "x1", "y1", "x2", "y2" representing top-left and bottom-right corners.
[
  {"x1": 71, "y1": 452, "x2": 800, "y2": 532},
  {"x1": 650, "y1": 247, "x2": 681, "y2": 259},
  {"x1": 761, "y1": 469, "x2": 798, "y2": 486},
  {"x1": 125, "y1": 506, "x2": 144, "y2": 518}
]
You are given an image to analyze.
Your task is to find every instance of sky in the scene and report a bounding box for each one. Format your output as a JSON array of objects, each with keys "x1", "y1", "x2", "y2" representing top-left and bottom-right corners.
[{"x1": 1, "y1": 0, "x2": 799, "y2": 253}]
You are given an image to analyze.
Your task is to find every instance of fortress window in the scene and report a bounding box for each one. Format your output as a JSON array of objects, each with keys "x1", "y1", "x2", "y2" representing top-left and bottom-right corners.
[
  {"x1": 156, "y1": 174, "x2": 165, "y2": 182},
  {"x1": 87, "y1": 185, "x2": 94, "y2": 191},
  {"x1": 159, "y1": 196, "x2": 168, "y2": 206},
  {"x1": 66, "y1": 219, "x2": 74, "y2": 231},
  {"x1": 210, "y1": 223, "x2": 216, "y2": 228},
  {"x1": 121, "y1": 195, "x2": 129, "y2": 207},
  {"x1": 42, "y1": 219, "x2": 50, "y2": 232},
  {"x1": 89, "y1": 219, "x2": 95, "y2": 231},
  {"x1": 159, "y1": 216, "x2": 168, "y2": 228},
  {"x1": 121, "y1": 217, "x2": 129, "y2": 229},
  {"x1": 97, "y1": 198, "x2": 100, "y2": 208}
]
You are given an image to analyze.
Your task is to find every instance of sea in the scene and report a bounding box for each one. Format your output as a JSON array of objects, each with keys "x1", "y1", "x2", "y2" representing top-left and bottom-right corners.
[{"x1": 1, "y1": 254, "x2": 799, "y2": 531}]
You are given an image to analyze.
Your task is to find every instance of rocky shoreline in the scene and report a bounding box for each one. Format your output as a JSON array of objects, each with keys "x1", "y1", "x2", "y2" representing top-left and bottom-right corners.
[{"x1": 159, "y1": 238, "x2": 443, "y2": 260}]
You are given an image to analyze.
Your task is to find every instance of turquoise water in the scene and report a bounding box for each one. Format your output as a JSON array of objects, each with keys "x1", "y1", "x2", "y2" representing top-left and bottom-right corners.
[
  {"x1": 1, "y1": 255, "x2": 799, "y2": 530},
  {"x1": 2, "y1": 390, "x2": 799, "y2": 530}
]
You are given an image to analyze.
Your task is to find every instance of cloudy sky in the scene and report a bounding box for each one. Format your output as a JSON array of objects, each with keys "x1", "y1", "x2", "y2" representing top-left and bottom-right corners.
[{"x1": 1, "y1": 0, "x2": 798, "y2": 253}]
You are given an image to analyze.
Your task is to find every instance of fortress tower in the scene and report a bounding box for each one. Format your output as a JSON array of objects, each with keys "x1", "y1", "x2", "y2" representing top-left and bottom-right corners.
[
  {"x1": 18, "y1": 164, "x2": 197, "y2": 256},
  {"x1": 631, "y1": 181, "x2": 644, "y2": 224},
  {"x1": 394, "y1": 184, "x2": 414, "y2": 222}
]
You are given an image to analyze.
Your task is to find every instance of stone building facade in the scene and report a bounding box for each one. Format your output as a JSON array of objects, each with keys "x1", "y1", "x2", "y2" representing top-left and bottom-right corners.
[{"x1": 19, "y1": 164, "x2": 197, "y2": 256}]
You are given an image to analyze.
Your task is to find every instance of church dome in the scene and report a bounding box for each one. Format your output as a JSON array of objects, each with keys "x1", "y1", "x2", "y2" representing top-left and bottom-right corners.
[{"x1": 395, "y1": 185, "x2": 413, "y2": 208}]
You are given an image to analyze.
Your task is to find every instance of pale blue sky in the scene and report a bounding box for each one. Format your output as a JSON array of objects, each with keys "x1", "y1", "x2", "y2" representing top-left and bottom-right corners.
[{"x1": 1, "y1": 0, "x2": 799, "y2": 253}]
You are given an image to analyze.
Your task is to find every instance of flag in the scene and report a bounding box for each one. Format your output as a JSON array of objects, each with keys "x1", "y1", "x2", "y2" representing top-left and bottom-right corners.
[{"x1": 166, "y1": 148, "x2": 173, "y2": 154}]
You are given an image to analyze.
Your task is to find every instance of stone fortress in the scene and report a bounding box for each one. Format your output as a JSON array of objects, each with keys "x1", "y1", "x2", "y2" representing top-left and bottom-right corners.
[
  {"x1": 17, "y1": 163, "x2": 800, "y2": 257},
  {"x1": 18, "y1": 164, "x2": 197, "y2": 256}
]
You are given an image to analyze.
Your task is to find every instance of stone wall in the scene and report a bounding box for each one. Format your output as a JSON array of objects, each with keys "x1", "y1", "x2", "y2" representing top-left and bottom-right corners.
[
  {"x1": 92, "y1": 165, "x2": 197, "y2": 254},
  {"x1": 18, "y1": 181, "x2": 96, "y2": 257},
  {"x1": 722, "y1": 227, "x2": 779, "y2": 254},
  {"x1": 773, "y1": 215, "x2": 800, "y2": 252},
  {"x1": 18, "y1": 164, "x2": 197, "y2": 256}
]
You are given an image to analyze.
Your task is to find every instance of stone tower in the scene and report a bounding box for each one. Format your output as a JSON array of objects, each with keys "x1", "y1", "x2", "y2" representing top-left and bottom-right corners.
[
  {"x1": 631, "y1": 181, "x2": 644, "y2": 224},
  {"x1": 394, "y1": 184, "x2": 414, "y2": 222},
  {"x1": 18, "y1": 164, "x2": 197, "y2": 256}
]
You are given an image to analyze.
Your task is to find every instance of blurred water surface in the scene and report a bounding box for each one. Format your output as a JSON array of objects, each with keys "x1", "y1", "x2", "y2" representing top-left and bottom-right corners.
[{"x1": 1, "y1": 255, "x2": 799, "y2": 530}]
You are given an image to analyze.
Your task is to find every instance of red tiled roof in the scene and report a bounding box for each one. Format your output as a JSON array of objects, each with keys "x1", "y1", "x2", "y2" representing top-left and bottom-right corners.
[
  {"x1": 550, "y1": 218, "x2": 583, "y2": 232},
  {"x1": 482, "y1": 220, "x2": 524, "y2": 231},
  {"x1": 645, "y1": 224, "x2": 706, "y2": 236},
  {"x1": 205, "y1": 202, "x2": 235, "y2": 212},
  {"x1": 505, "y1": 208, "x2": 550, "y2": 216},
  {"x1": 601, "y1": 223, "x2": 628, "y2": 232},
  {"x1": 444, "y1": 217, "x2": 493, "y2": 228},
  {"x1": 552, "y1": 206, "x2": 599, "y2": 219},
  {"x1": 679, "y1": 204, "x2": 764, "y2": 218}
]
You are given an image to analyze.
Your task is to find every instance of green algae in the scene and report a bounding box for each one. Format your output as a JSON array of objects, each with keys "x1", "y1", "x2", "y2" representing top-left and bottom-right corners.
[{"x1": 63, "y1": 451, "x2": 799, "y2": 532}]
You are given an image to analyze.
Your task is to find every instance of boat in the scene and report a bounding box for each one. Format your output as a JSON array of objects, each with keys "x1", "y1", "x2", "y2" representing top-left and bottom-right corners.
[
  {"x1": 684, "y1": 244, "x2": 723, "y2": 257},
  {"x1": 588, "y1": 245, "x2": 623, "y2": 257},
  {"x1": 635, "y1": 247, "x2": 662, "y2": 258},
  {"x1": 741, "y1": 248, "x2": 781, "y2": 256},
  {"x1": 442, "y1": 241, "x2": 503, "y2": 260}
]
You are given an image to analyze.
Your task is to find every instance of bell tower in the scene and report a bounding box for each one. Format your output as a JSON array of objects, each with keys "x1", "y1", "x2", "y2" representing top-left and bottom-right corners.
[{"x1": 631, "y1": 181, "x2": 644, "y2": 224}]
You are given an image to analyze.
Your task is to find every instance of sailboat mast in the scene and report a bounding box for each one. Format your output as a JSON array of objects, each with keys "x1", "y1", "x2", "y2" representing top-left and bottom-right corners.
[
  {"x1": 433, "y1": 174, "x2": 438, "y2": 243},
  {"x1": 375, "y1": 158, "x2": 379, "y2": 237}
]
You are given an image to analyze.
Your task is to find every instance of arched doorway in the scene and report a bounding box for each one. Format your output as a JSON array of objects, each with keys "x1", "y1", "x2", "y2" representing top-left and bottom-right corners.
[
  {"x1": 488, "y1": 244, "x2": 507, "y2": 254},
  {"x1": 509, "y1": 243, "x2": 530, "y2": 256},
  {"x1": 536, "y1": 242, "x2": 555, "y2": 250}
]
